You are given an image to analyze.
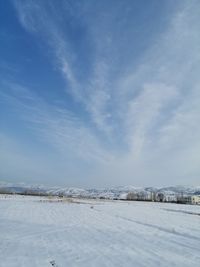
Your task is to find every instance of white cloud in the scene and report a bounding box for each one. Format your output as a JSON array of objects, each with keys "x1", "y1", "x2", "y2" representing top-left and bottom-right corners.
[
  {"x1": 13, "y1": 0, "x2": 118, "y2": 136},
  {"x1": 0, "y1": 83, "x2": 112, "y2": 164},
  {"x1": 5, "y1": 0, "x2": 200, "y2": 186},
  {"x1": 96, "y1": 0, "x2": 200, "y2": 186}
]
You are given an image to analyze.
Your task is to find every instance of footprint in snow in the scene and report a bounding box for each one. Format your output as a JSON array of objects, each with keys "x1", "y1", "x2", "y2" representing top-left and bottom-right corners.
[{"x1": 50, "y1": 260, "x2": 58, "y2": 267}]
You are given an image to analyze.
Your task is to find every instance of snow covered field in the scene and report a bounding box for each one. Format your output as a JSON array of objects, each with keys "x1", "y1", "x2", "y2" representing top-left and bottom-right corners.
[{"x1": 0, "y1": 195, "x2": 200, "y2": 267}]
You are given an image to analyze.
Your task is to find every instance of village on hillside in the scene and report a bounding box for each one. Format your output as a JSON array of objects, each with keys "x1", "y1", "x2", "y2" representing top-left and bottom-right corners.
[
  {"x1": 125, "y1": 191, "x2": 200, "y2": 205},
  {"x1": 0, "y1": 184, "x2": 200, "y2": 205}
]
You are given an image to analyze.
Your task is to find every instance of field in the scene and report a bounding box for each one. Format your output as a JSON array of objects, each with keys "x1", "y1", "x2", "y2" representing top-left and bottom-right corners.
[{"x1": 0, "y1": 195, "x2": 200, "y2": 267}]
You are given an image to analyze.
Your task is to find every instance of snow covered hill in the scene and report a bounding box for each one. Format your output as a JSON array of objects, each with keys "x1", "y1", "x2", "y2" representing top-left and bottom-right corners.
[{"x1": 0, "y1": 182, "x2": 200, "y2": 199}]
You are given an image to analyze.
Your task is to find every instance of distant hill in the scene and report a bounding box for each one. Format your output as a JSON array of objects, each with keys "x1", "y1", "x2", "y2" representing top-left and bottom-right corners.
[{"x1": 0, "y1": 182, "x2": 200, "y2": 199}]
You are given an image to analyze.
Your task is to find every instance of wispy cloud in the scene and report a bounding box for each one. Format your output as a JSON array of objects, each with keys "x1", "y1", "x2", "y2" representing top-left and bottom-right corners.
[
  {"x1": 13, "y1": 0, "x2": 119, "y2": 136},
  {"x1": 0, "y1": 82, "x2": 112, "y2": 164},
  {"x1": 2, "y1": 0, "x2": 200, "y2": 186}
]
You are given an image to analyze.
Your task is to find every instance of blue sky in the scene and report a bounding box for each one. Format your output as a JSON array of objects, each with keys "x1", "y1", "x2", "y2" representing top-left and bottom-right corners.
[{"x1": 0, "y1": 0, "x2": 200, "y2": 187}]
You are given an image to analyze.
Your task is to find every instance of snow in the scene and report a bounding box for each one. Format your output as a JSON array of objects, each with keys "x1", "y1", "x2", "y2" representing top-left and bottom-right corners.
[
  {"x1": 0, "y1": 195, "x2": 200, "y2": 266},
  {"x1": 1, "y1": 183, "x2": 200, "y2": 200}
]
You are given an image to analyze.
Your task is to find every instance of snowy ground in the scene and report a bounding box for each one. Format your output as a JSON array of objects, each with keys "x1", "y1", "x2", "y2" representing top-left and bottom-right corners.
[{"x1": 0, "y1": 195, "x2": 200, "y2": 267}]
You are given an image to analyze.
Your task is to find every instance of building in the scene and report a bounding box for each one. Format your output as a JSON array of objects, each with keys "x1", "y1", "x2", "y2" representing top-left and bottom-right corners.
[
  {"x1": 191, "y1": 195, "x2": 200, "y2": 205},
  {"x1": 164, "y1": 195, "x2": 177, "y2": 203}
]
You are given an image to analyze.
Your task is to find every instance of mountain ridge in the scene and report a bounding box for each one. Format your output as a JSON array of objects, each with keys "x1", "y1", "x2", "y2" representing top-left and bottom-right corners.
[{"x1": 0, "y1": 182, "x2": 200, "y2": 199}]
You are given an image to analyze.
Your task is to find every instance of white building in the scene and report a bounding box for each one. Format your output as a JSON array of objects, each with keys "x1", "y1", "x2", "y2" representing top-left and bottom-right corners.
[{"x1": 191, "y1": 195, "x2": 200, "y2": 205}]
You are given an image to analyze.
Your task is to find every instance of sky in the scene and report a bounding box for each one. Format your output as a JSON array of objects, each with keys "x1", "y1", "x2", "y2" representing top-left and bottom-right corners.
[{"x1": 0, "y1": 0, "x2": 200, "y2": 188}]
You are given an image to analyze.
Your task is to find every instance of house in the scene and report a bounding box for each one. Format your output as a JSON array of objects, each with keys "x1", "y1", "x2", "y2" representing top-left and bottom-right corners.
[
  {"x1": 164, "y1": 194, "x2": 177, "y2": 203},
  {"x1": 191, "y1": 195, "x2": 200, "y2": 205}
]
